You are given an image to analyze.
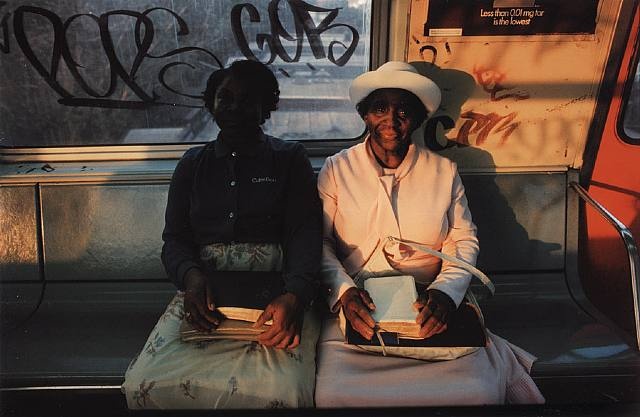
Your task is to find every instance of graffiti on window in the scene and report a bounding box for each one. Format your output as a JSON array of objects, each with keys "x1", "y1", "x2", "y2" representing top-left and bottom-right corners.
[
  {"x1": 0, "y1": 0, "x2": 360, "y2": 110},
  {"x1": 231, "y1": 0, "x2": 358, "y2": 67}
]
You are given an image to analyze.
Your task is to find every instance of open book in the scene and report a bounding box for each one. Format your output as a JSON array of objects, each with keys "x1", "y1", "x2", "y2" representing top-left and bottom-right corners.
[
  {"x1": 180, "y1": 270, "x2": 283, "y2": 342},
  {"x1": 346, "y1": 275, "x2": 487, "y2": 347}
]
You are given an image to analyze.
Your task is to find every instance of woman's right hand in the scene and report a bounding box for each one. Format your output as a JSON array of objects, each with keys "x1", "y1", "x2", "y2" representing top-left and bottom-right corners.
[
  {"x1": 183, "y1": 268, "x2": 222, "y2": 332},
  {"x1": 340, "y1": 287, "x2": 377, "y2": 340}
]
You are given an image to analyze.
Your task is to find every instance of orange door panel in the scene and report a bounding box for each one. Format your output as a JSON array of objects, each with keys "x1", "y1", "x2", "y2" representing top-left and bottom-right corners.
[{"x1": 583, "y1": 5, "x2": 640, "y2": 337}]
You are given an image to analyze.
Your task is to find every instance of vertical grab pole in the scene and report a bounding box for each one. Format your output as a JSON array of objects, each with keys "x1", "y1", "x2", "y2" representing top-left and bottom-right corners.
[{"x1": 569, "y1": 181, "x2": 640, "y2": 351}]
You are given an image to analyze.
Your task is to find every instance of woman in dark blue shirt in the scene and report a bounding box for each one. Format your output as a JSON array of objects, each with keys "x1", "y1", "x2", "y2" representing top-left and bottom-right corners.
[{"x1": 123, "y1": 60, "x2": 323, "y2": 409}]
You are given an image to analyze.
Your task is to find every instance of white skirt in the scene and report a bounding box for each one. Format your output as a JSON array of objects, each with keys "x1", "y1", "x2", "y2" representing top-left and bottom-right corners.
[
  {"x1": 314, "y1": 316, "x2": 545, "y2": 407},
  {"x1": 122, "y1": 293, "x2": 320, "y2": 409}
]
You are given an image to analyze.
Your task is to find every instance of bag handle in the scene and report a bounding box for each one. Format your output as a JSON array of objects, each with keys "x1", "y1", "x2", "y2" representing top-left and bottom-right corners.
[{"x1": 384, "y1": 236, "x2": 495, "y2": 296}]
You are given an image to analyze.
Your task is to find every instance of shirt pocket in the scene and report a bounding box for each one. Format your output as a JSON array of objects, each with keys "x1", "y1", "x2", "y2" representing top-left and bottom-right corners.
[
  {"x1": 245, "y1": 179, "x2": 282, "y2": 211},
  {"x1": 399, "y1": 208, "x2": 448, "y2": 247}
]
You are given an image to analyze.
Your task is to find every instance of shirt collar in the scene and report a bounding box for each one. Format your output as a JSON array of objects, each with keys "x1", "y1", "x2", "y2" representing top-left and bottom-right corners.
[{"x1": 213, "y1": 129, "x2": 267, "y2": 158}]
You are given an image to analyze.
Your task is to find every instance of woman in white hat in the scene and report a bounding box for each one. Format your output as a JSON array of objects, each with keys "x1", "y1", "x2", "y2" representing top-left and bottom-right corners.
[{"x1": 315, "y1": 61, "x2": 544, "y2": 407}]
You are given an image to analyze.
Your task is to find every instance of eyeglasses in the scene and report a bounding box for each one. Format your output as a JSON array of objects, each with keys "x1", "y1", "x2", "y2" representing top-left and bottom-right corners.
[{"x1": 369, "y1": 100, "x2": 413, "y2": 119}]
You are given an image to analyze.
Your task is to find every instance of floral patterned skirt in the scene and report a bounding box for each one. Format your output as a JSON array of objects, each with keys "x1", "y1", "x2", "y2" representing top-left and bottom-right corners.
[{"x1": 121, "y1": 243, "x2": 320, "y2": 409}]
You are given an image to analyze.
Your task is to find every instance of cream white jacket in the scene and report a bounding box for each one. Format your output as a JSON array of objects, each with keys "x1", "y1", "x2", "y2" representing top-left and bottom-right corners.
[{"x1": 318, "y1": 137, "x2": 479, "y2": 311}]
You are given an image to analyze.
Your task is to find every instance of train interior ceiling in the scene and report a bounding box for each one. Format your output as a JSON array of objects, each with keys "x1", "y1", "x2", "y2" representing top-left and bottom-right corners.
[{"x1": 1, "y1": 0, "x2": 640, "y2": 414}]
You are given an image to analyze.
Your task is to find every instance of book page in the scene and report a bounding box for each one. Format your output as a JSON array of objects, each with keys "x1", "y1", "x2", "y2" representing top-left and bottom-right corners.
[
  {"x1": 364, "y1": 275, "x2": 418, "y2": 324},
  {"x1": 180, "y1": 318, "x2": 270, "y2": 343},
  {"x1": 218, "y1": 307, "x2": 268, "y2": 324}
]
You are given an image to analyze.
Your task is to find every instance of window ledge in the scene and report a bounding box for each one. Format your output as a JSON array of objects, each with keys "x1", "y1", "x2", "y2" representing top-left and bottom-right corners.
[
  {"x1": 0, "y1": 145, "x2": 193, "y2": 164},
  {"x1": 0, "y1": 160, "x2": 179, "y2": 184}
]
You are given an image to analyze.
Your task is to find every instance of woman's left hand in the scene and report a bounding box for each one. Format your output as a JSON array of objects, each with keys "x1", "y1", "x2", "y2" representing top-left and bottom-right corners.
[
  {"x1": 413, "y1": 289, "x2": 455, "y2": 339},
  {"x1": 255, "y1": 292, "x2": 304, "y2": 349}
]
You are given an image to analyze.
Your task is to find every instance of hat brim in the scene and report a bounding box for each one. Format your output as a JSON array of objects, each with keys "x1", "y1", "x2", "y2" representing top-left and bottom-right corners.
[{"x1": 349, "y1": 69, "x2": 441, "y2": 115}]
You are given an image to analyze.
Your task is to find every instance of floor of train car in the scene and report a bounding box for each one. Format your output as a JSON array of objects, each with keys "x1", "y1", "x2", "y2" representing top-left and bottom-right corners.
[{"x1": 1, "y1": 391, "x2": 640, "y2": 417}]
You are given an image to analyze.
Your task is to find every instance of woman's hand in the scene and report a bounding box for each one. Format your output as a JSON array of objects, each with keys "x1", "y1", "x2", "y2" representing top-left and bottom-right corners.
[
  {"x1": 183, "y1": 268, "x2": 222, "y2": 332},
  {"x1": 255, "y1": 292, "x2": 304, "y2": 350},
  {"x1": 413, "y1": 289, "x2": 455, "y2": 339},
  {"x1": 340, "y1": 287, "x2": 377, "y2": 340}
]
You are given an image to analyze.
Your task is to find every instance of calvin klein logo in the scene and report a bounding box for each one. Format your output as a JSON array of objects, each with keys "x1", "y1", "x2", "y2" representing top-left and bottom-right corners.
[{"x1": 252, "y1": 177, "x2": 277, "y2": 183}]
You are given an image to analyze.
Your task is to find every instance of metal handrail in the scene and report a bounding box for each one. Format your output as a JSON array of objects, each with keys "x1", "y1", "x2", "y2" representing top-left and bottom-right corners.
[{"x1": 569, "y1": 181, "x2": 640, "y2": 351}]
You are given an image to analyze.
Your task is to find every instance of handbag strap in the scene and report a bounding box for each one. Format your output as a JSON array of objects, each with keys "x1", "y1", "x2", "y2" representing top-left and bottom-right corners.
[{"x1": 384, "y1": 236, "x2": 495, "y2": 296}]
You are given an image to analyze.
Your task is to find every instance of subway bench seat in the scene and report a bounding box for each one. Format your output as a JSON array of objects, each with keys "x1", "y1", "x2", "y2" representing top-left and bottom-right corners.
[{"x1": 1, "y1": 168, "x2": 639, "y2": 410}]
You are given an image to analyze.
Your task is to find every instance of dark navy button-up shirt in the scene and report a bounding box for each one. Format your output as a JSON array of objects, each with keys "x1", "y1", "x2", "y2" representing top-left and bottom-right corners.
[{"x1": 161, "y1": 133, "x2": 322, "y2": 306}]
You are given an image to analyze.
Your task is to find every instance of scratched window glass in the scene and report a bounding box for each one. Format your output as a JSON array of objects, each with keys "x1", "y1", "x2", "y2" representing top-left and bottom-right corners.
[
  {"x1": 622, "y1": 56, "x2": 640, "y2": 141},
  {"x1": 0, "y1": 0, "x2": 370, "y2": 147}
]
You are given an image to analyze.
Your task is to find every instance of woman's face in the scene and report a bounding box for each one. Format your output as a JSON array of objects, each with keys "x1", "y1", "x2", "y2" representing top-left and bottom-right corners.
[
  {"x1": 212, "y1": 74, "x2": 262, "y2": 130},
  {"x1": 364, "y1": 89, "x2": 419, "y2": 153}
]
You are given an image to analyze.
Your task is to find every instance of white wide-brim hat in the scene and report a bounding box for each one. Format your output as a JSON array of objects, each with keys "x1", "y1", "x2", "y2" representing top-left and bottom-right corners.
[{"x1": 349, "y1": 61, "x2": 441, "y2": 115}]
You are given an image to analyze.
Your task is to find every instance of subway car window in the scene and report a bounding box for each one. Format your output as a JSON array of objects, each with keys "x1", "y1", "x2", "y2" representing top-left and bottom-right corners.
[
  {"x1": 622, "y1": 56, "x2": 640, "y2": 140},
  {"x1": 0, "y1": 0, "x2": 371, "y2": 148}
]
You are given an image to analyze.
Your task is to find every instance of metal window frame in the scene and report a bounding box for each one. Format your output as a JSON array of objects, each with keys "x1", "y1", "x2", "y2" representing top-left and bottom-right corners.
[{"x1": 618, "y1": 22, "x2": 640, "y2": 144}]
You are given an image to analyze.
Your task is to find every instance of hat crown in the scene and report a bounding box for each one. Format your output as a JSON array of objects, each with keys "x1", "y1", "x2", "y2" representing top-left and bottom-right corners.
[
  {"x1": 376, "y1": 61, "x2": 419, "y2": 75},
  {"x1": 349, "y1": 61, "x2": 441, "y2": 115}
]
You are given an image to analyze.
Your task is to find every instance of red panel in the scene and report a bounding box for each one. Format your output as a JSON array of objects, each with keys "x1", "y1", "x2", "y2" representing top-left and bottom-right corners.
[{"x1": 583, "y1": 7, "x2": 640, "y2": 334}]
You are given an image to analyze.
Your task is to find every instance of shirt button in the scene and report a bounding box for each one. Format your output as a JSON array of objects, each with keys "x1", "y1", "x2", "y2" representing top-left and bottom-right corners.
[
  {"x1": 229, "y1": 212, "x2": 235, "y2": 218},
  {"x1": 231, "y1": 151, "x2": 237, "y2": 157},
  {"x1": 230, "y1": 180, "x2": 236, "y2": 187}
]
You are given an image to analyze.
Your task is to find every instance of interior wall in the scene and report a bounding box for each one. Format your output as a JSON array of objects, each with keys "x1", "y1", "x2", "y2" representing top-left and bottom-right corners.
[{"x1": 389, "y1": 0, "x2": 622, "y2": 171}]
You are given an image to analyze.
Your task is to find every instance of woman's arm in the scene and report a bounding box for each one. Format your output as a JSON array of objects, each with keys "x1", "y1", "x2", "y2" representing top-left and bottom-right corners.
[
  {"x1": 255, "y1": 144, "x2": 321, "y2": 349},
  {"x1": 426, "y1": 164, "x2": 480, "y2": 307},
  {"x1": 280, "y1": 144, "x2": 323, "y2": 308},
  {"x1": 161, "y1": 148, "x2": 202, "y2": 290},
  {"x1": 317, "y1": 157, "x2": 359, "y2": 312},
  {"x1": 318, "y1": 157, "x2": 377, "y2": 339},
  {"x1": 161, "y1": 147, "x2": 222, "y2": 331}
]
